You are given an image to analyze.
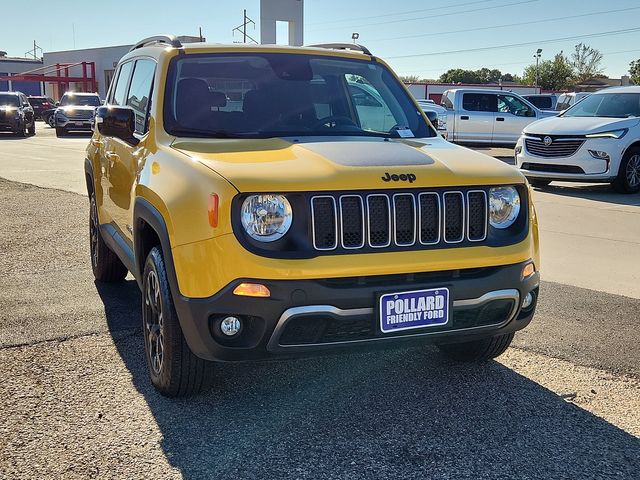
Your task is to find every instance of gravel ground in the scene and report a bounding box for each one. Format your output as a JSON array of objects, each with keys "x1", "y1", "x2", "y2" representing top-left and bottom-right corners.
[
  {"x1": 1, "y1": 333, "x2": 638, "y2": 480},
  {"x1": 0, "y1": 178, "x2": 639, "y2": 479}
]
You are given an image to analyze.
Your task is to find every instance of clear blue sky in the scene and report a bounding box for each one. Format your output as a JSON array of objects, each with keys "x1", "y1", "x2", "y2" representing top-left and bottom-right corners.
[{"x1": 2, "y1": 0, "x2": 639, "y2": 79}]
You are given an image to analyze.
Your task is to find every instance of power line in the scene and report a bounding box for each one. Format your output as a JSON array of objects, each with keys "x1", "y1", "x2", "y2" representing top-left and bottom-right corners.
[
  {"x1": 385, "y1": 27, "x2": 640, "y2": 59},
  {"x1": 395, "y1": 48, "x2": 640, "y2": 76},
  {"x1": 365, "y1": 6, "x2": 640, "y2": 43},
  {"x1": 309, "y1": 0, "x2": 539, "y2": 31},
  {"x1": 307, "y1": 0, "x2": 491, "y2": 26}
]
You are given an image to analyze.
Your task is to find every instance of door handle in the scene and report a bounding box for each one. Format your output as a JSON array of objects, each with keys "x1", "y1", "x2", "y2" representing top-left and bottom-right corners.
[
  {"x1": 496, "y1": 117, "x2": 505, "y2": 121},
  {"x1": 460, "y1": 116, "x2": 469, "y2": 120}
]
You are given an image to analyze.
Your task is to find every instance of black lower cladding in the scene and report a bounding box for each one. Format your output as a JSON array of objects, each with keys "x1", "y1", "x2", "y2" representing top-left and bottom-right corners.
[{"x1": 171, "y1": 260, "x2": 540, "y2": 362}]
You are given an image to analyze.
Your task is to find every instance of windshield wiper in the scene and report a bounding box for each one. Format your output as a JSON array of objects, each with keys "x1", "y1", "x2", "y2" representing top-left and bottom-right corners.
[{"x1": 170, "y1": 128, "x2": 256, "y2": 138}]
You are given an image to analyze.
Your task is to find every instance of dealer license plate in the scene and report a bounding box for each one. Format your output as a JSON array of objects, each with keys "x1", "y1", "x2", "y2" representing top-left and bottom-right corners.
[{"x1": 379, "y1": 287, "x2": 449, "y2": 333}]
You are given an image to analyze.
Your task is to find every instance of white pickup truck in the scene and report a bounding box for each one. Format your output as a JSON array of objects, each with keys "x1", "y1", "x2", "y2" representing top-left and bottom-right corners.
[{"x1": 439, "y1": 88, "x2": 556, "y2": 145}]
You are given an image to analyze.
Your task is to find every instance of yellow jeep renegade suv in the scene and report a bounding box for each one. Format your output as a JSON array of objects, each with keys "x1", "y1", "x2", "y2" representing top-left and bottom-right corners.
[{"x1": 86, "y1": 35, "x2": 540, "y2": 396}]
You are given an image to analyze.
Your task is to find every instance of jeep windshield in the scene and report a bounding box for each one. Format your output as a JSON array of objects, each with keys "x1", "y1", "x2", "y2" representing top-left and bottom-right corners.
[
  {"x1": 562, "y1": 93, "x2": 640, "y2": 118},
  {"x1": 60, "y1": 94, "x2": 101, "y2": 107},
  {"x1": 0, "y1": 94, "x2": 19, "y2": 107},
  {"x1": 164, "y1": 53, "x2": 434, "y2": 139}
]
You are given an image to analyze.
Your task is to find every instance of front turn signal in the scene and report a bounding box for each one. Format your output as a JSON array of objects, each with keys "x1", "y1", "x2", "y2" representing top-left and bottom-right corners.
[
  {"x1": 522, "y1": 262, "x2": 536, "y2": 279},
  {"x1": 233, "y1": 283, "x2": 271, "y2": 298}
]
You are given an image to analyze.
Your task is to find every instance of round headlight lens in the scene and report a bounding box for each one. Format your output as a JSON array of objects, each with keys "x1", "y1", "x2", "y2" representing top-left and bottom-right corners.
[
  {"x1": 241, "y1": 194, "x2": 292, "y2": 242},
  {"x1": 489, "y1": 186, "x2": 520, "y2": 229}
]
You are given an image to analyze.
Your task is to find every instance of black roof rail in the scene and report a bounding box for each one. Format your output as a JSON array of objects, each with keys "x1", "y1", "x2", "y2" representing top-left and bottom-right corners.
[
  {"x1": 307, "y1": 43, "x2": 372, "y2": 56},
  {"x1": 130, "y1": 35, "x2": 182, "y2": 52}
]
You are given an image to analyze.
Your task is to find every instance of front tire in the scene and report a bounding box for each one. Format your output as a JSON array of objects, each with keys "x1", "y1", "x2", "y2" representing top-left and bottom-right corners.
[
  {"x1": 613, "y1": 148, "x2": 640, "y2": 194},
  {"x1": 14, "y1": 122, "x2": 26, "y2": 137},
  {"x1": 437, "y1": 332, "x2": 514, "y2": 362},
  {"x1": 89, "y1": 195, "x2": 128, "y2": 282},
  {"x1": 47, "y1": 115, "x2": 55, "y2": 128},
  {"x1": 55, "y1": 127, "x2": 65, "y2": 137},
  {"x1": 28, "y1": 121, "x2": 36, "y2": 136},
  {"x1": 142, "y1": 246, "x2": 214, "y2": 397}
]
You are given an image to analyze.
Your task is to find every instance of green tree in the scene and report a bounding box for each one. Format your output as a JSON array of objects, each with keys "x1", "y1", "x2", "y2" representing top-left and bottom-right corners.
[
  {"x1": 522, "y1": 53, "x2": 574, "y2": 90},
  {"x1": 399, "y1": 75, "x2": 420, "y2": 83},
  {"x1": 571, "y1": 43, "x2": 603, "y2": 83},
  {"x1": 629, "y1": 59, "x2": 640, "y2": 85},
  {"x1": 439, "y1": 68, "x2": 512, "y2": 84}
]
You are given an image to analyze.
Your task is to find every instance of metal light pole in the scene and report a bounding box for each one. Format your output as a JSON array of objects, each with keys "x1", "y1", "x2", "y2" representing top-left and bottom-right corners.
[{"x1": 534, "y1": 48, "x2": 542, "y2": 87}]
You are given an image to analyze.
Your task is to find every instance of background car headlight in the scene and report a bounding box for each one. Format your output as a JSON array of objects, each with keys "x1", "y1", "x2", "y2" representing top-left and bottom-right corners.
[
  {"x1": 489, "y1": 186, "x2": 520, "y2": 229},
  {"x1": 241, "y1": 194, "x2": 292, "y2": 242},
  {"x1": 585, "y1": 129, "x2": 628, "y2": 139}
]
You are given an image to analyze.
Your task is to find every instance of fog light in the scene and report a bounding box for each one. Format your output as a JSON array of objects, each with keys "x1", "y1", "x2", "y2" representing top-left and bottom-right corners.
[
  {"x1": 220, "y1": 316, "x2": 242, "y2": 336},
  {"x1": 588, "y1": 150, "x2": 610, "y2": 160},
  {"x1": 515, "y1": 145, "x2": 523, "y2": 156},
  {"x1": 522, "y1": 292, "x2": 534, "y2": 309}
]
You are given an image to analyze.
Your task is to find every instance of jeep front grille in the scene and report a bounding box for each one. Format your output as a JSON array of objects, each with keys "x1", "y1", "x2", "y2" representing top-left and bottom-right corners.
[
  {"x1": 310, "y1": 189, "x2": 488, "y2": 252},
  {"x1": 524, "y1": 136, "x2": 584, "y2": 158}
]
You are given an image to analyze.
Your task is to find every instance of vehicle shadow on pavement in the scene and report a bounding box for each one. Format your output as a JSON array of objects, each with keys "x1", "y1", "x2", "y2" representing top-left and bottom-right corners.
[
  {"x1": 97, "y1": 283, "x2": 640, "y2": 480},
  {"x1": 534, "y1": 183, "x2": 640, "y2": 207},
  {"x1": 0, "y1": 134, "x2": 31, "y2": 141}
]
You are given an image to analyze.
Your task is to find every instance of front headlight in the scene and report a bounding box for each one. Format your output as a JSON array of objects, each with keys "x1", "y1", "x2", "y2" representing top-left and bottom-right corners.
[
  {"x1": 585, "y1": 129, "x2": 628, "y2": 139},
  {"x1": 489, "y1": 186, "x2": 521, "y2": 229},
  {"x1": 241, "y1": 194, "x2": 292, "y2": 242}
]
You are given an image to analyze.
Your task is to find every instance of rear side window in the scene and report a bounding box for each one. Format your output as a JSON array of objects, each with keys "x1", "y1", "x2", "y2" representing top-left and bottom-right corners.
[
  {"x1": 111, "y1": 61, "x2": 133, "y2": 106},
  {"x1": 462, "y1": 93, "x2": 497, "y2": 112},
  {"x1": 126, "y1": 59, "x2": 156, "y2": 134},
  {"x1": 526, "y1": 96, "x2": 552, "y2": 109}
]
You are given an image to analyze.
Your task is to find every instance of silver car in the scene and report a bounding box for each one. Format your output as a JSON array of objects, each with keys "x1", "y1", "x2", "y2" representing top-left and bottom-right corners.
[{"x1": 440, "y1": 88, "x2": 556, "y2": 145}]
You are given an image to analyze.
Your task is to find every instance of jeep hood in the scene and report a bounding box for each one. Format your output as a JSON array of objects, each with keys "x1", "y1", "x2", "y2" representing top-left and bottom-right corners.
[
  {"x1": 171, "y1": 136, "x2": 523, "y2": 192},
  {"x1": 524, "y1": 116, "x2": 640, "y2": 136}
]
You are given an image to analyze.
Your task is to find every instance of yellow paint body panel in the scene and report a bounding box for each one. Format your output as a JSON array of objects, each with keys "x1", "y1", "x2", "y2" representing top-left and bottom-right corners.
[{"x1": 90, "y1": 42, "x2": 540, "y2": 299}]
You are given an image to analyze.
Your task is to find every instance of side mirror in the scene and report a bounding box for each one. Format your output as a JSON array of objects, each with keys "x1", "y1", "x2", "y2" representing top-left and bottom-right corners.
[
  {"x1": 95, "y1": 105, "x2": 138, "y2": 145},
  {"x1": 424, "y1": 110, "x2": 439, "y2": 129},
  {"x1": 55, "y1": 101, "x2": 60, "y2": 106}
]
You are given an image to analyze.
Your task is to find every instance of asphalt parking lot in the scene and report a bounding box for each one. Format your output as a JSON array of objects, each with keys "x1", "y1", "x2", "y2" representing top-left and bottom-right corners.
[{"x1": 1, "y1": 123, "x2": 639, "y2": 479}]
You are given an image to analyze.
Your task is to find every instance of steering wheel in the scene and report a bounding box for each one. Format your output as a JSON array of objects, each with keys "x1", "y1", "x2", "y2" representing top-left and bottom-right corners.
[{"x1": 313, "y1": 115, "x2": 357, "y2": 129}]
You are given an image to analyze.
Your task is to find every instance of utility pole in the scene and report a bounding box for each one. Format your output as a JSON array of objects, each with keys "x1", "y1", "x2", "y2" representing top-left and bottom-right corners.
[
  {"x1": 232, "y1": 9, "x2": 258, "y2": 44},
  {"x1": 25, "y1": 40, "x2": 43, "y2": 60},
  {"x1": 534, "y1": 48, "x2": 542, "y2": 87}
]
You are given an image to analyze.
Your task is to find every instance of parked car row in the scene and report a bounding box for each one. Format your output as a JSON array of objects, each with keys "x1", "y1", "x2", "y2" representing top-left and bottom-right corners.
[
  {"x1": 0, "y1": 91, "x2": 102, "y2": 138},
  {"x1": 415, "y1": 86, "x2": 639, "y2": 194}
]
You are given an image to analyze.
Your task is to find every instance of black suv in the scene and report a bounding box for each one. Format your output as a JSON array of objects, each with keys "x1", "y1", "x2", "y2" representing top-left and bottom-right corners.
[
  {"x1": 27, "y1": 95, "x2": 56, "y2": 119},
  {"x1": 0, "y1": 92, "x2": 36, "y2": 136}
]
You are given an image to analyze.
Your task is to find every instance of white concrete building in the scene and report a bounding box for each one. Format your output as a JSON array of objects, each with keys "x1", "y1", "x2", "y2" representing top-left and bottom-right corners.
[
  {"x1": 42, "y1": 45, "x2": 131, "y2": 100},
  {"x1": 260, "y1": 0, "x2": 304, "y2": 46}
]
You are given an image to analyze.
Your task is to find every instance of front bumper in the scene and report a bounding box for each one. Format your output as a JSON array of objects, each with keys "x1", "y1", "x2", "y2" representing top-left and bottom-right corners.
[
  {"x1": 0, "y1": 118, "x2": 22, "y2": 130},
  {"x1": 515, "y1": 136, "x2": 623, "y2": 181},
  {"x1": 56, "y1": 115, "x2": 94, "y2": 131},
  {"x1": 172, "y1": 260, "x2": 540, "y2": 361}
]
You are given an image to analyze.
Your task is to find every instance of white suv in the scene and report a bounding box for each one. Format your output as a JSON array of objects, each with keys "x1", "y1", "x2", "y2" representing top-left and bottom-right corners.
[{"x1": 515, "y1": 86, "x2": 640, "y2": 193}]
